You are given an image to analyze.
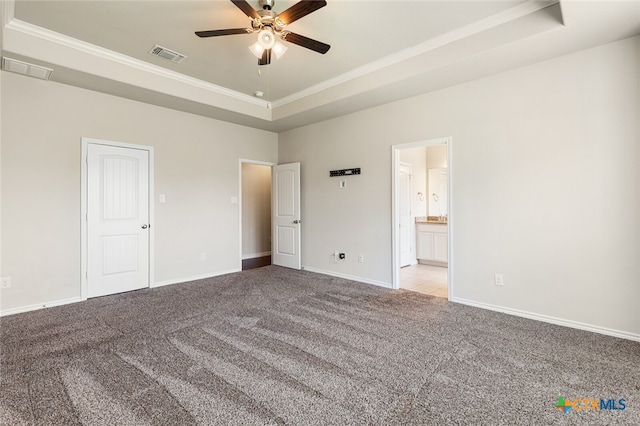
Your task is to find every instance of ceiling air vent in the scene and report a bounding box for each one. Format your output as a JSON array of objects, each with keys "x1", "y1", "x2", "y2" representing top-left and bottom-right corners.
[
  {"x1": 148, "y1": 45, "x2": 187, "y2": 64},
  {"x1": 2, "y1": 57, "x2": 53, "y2": 80}
]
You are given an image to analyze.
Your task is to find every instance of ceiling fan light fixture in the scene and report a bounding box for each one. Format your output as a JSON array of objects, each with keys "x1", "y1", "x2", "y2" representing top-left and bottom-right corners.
[
  {"x1": 257, "y1": 28, "x2": 276, "y2": 49},
  {"x1": 196, "y1": 0, "x2": 330, "y2": 65},
  {"x1": 249, "y1": 42, "x2": 265, "y2": 59},
  {"x1": 272, "y1": 41, "x2": 288, "y2": 59}
]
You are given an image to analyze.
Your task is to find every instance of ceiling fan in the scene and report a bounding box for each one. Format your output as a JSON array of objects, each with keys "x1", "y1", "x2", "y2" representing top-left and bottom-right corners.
[{"x1": 196, "y1": 0, "x2": 330, "y2": 66}]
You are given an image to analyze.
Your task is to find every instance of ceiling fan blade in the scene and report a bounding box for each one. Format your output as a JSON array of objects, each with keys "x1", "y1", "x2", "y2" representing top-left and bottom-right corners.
[
  {"x1": 258, "y1": 48, "x2": 272, "y2": 66},
  {"x1": 276, "y1": 0, "x2": 327, "y2": 25},
  {"x1": 231, "y1": 0, "x2": 260, "y2": 19},
  {"x1": 195, "y1": 28, "x2": 252, "y2": 37},
  {"x1": 282, "y1": 32, "x2": 330, "y2": 54}
]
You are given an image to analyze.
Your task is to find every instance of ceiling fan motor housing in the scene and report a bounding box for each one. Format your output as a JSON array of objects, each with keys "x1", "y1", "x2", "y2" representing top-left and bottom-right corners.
[
  {"x1": 256, "y1": 7, "x2": 286, "y2": 32},
  {"x1": 259, "y1": 0, "x2": 275, "y2": 11}
]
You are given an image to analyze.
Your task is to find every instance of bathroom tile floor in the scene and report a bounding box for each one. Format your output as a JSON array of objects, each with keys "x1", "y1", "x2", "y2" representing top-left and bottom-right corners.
[{"x1": 400, "y1": 264, "x2": 448, "y2": 298}]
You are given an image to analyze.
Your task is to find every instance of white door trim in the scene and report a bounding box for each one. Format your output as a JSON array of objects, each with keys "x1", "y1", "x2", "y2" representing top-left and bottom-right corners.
[
  {"x1": 238, "y1": 158, "x2": 276, "y2": 270},
  {"x1": 80, "y1": 137, "x2": 155, "y2": 300},
  {"x1": 391, "y1": 137, "x2": 452, "y2": 297}
]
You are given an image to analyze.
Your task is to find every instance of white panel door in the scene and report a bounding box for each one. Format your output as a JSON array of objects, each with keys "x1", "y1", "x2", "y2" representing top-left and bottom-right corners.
[
  {"x1": 399, "y1": 163, "x2": 413, "y2": 267},
  {"x1": 88, "y1": 144, "x2": 150, "y2": 298},
  {"x1": 272, "y1": 162, "x2": 301, "y2": 269}
]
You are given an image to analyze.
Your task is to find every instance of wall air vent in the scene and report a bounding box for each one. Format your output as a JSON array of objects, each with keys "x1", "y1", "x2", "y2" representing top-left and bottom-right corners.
[
  {"x1": 2, "y1": 57, "x2": 53, "y2": 80},
  {"x1": 148, "y1": 45, "x2": 187, "y2": 63}
]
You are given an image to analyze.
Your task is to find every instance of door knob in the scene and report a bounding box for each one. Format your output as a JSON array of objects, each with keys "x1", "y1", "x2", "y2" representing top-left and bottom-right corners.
[
  {"x1": 293, "y1": 220, "x2": 301, "y2": 224},
  {"x1": 141, "y1": 224, "x2": 148, "y2": 229}
]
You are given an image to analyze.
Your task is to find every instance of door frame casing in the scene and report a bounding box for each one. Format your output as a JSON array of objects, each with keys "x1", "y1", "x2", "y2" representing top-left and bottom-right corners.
[
  {"x1": 391, "y1": 137, "x2": 452, "y2": 296},
  {"x1": 238, "y1": 159, "x2": 276, "y2": 271},
  {"x1": 80, "y1": 137, "x2": 155, "y2": 300}
]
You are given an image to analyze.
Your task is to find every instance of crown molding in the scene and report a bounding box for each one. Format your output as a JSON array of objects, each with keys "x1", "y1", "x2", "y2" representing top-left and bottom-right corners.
[
  {"x1": 2, "y1": 0, "x2": 560, "y2": 122},
  {"x1": 271, "y1": 0, "x2": 559, "y2": 109},
  {"x1": 4, "y1": 15, "x2": 270, "y2": 110},
  {"x1": 1, "y1": 0, "x2": 15, "y2": 30}
]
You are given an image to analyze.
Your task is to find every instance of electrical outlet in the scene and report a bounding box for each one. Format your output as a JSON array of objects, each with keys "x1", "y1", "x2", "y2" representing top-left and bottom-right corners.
[
  {"x1": 339, "y1": 180, "x2": 346, "y2": 189},
  {"x1": 200, "y1": 252, "x2": 207, "y2": 261},
  {"x1": 0, "y1": 277, "x2": 11, "y2": 289},
  {"x1": 358, "y1": 255, "x2": 364, "y2": 263},
  {"x1": 494, "y1": 273, "x2": 504, "y2": 286},
  {"x1": 333, "y1": 252, "x2": 346, "y2": 262}
]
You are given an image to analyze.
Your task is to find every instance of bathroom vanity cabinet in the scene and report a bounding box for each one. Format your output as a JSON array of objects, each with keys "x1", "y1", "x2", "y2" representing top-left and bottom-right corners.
[{"x1": 416, "y1": 222, "x2": 448, "y2": 265}]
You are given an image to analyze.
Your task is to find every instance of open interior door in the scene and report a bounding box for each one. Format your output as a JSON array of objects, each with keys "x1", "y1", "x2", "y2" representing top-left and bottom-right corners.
[
  {"x1": 272, "y1": 162, "x2": 301, "y2": 269},
  {"x1": 399, "y1": 162, "x2": 413, "y2": 267}
]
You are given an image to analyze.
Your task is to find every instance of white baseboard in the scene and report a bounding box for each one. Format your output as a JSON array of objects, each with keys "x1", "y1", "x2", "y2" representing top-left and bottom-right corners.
[
  {"x1": 0, "y1": 297, "x2": 82, "y2": 317},
  {"x1": 0, "y1": 269, "x2": 242, "y2": 317},
  {"x1": 153, "y1": 269, "x2": 241, "y2": 288},
  {"x1": 451, "y1": 297, "x2": 640, "y2": 343},
  {"x1": 301, "y1": 267, "x2": 393, "y2": 289},
  {"x1": 4, "y1": 275, "x2": 635, "y2": 344},
  {"x1": 242, "y1": 251, "x2": 271, "y2": 260}
]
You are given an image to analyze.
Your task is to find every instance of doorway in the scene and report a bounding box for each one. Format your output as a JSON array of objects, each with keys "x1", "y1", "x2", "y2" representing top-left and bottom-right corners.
[
  {"x1": 392, "y1": 138, "x2": 451, "y2": 299},
  {"x1": 239, "y1": 160, "x2": 302, "y2": 271},
  {"x1": 81, "y1": 138, "x2": 154, "y2": 300},
  {"x1": 240, "y1": 161, "x2": 273, "y2": 270}
]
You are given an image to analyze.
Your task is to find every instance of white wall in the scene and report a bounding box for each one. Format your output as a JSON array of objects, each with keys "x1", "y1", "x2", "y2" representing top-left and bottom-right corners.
[
  {"x1": 0, "y1": 72, "x2": 277, "y2": 312},
  {"x1": 279, "y1": 36, "x2": 640, "y2": 338},
  {"x1": 425, "y1": 145, "x2": 447, "y2": 170},
  {"x1": 242, "y1": 163, "x2": 272, "y2": 258}
]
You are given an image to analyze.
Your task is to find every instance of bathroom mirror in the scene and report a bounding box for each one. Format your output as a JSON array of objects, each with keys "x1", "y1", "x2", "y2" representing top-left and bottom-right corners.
[{"x1": 428, "y1": 168, "x2": 448, "y2": 216}]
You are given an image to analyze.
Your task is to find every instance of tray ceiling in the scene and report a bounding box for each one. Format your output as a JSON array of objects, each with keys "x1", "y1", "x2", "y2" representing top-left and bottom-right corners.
[{"x1": 2, "y1": 1, "x2": 639, "y2": 131}]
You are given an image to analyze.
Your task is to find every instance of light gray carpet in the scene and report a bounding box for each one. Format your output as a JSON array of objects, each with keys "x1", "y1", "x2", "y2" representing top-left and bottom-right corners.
[{"x1": 1, "y1": 266, "x2": 638, "y2": 425}]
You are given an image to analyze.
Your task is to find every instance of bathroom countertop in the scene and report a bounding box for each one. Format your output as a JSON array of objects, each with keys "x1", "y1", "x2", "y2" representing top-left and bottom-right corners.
[{"x1": 415, "y1": 216, "x2": 448, "y2": 224}]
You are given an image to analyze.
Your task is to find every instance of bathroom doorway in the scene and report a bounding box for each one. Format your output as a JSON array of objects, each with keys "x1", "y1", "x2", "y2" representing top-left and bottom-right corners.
[{"x1": 392, "y1": 138, "x2": 451, "y2": 299}]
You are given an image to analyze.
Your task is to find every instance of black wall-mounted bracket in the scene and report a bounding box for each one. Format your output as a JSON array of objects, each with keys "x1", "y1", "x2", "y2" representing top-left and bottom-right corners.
[{"x1": 330, "y1": 168, "x2": 361, "y2": 177}]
